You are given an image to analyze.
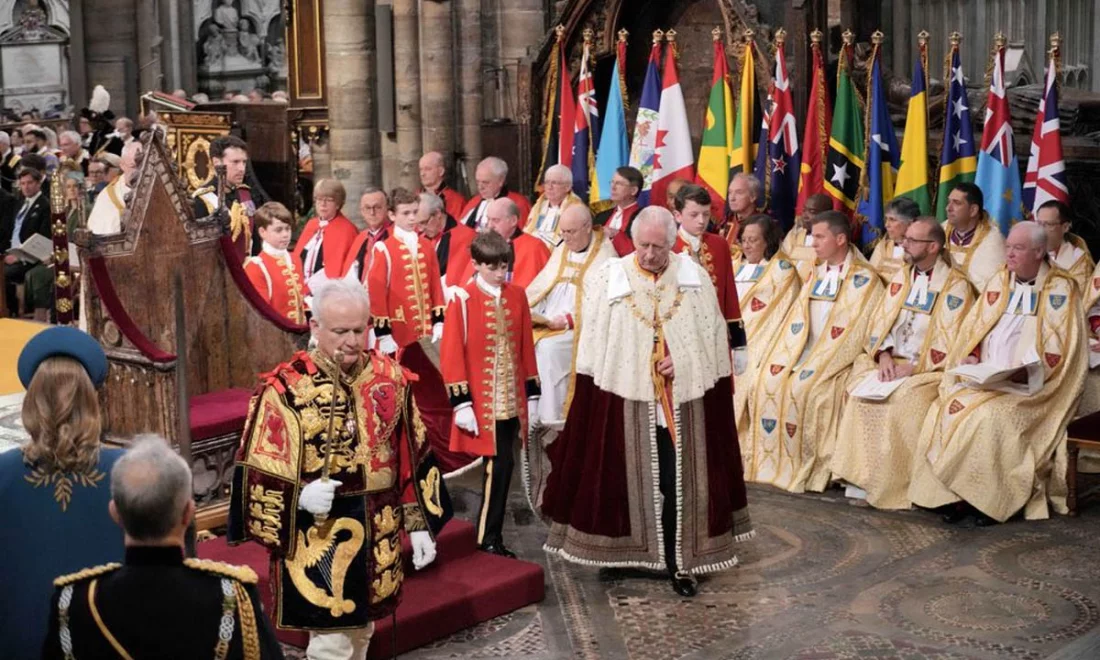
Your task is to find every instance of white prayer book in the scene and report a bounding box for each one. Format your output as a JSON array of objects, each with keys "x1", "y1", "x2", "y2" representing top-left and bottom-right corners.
[
  {"x1": 949, "y1": 349, "x2": 1043, "y2": 396},
  {"x1": 5, "y1": 234, "x2": 53, "y2": 264},
  {"x1": 849, "y1": 371, "x2": 908, "y2": 401}
]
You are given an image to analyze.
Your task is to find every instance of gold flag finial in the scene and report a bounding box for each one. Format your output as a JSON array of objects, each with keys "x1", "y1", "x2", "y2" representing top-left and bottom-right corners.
[
  {"x1": 617, "y1": 28, "x2": 628, "y2": 43},
  {"x1": 842, "y1": 29, "x2": 854, "y2": 46},
  {"x1": 775, "y1": 27, "x2": 787, "y2": 45},
  {"x1": 871, "y1": 30, "x2": 884, "y2": 45},
  {"x1": 949, "y1": 31, "x2": 962, "y2": 46},
  {"x1": 583, "y1": 27, "x2": 594, "y2": 44},
  {"x1": 711, "y1": 26, "x2": 722, "y2": 42},
  {"x1": 810, "y1": 28, "x2": 823, "y2": 44},
  {"x1": 652, "y1": 29, "x2": 664, "y2": 44},
  {"x1": 743, "y1": 28, "x2": 755, "y2": 41},
  {"x1": 917, "y1": 30, "x2": 930, "y2": 46},
  {"x1": 1050, "y1": 32, "x2": 1062, "y2": 51},
  {"x1": 554, "y1": 24, "x2": 565, "y2": 41},
  {"x1": 665, "y1": 28, "x2": 678, "y2": 42},
  {"x1": 993, "y1": 32, "x2": 1006, "y2": 48}
]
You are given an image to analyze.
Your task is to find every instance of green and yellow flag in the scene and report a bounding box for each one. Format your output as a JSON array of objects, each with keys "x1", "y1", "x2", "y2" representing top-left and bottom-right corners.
[
  {"x1": 695, "y1": 31, "x2": 735, "y2": 218},
  {"x1": 823, "y1": 37, "x2": 864, "y2": 213},
  {"x1": 729, "y1": 36, "x2": 756, "y2": 176}
]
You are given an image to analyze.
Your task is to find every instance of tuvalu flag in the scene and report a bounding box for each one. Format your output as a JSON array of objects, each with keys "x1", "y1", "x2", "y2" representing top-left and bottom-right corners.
[
  {"x1": 935, "y1": 35, "x2": 977, "y2": 219},
  {"x1": 976, "y1": 35, "x2": 1025, "y2": 234},
  {"x1": 856, "y1": 34, "x2": 900, "y2": 246},
  {"x1": 823, "y1": 33, "x2": 864, "y2": 215},
  {"x1": 695, "y1": 29, "x2": 735, "y2": 220},
  {"x1": 796, "y1": 29, "x2": 830, "y2": 215},
  {"x1": 893, "y1": 33, "x2": 932, "y2": 215}
]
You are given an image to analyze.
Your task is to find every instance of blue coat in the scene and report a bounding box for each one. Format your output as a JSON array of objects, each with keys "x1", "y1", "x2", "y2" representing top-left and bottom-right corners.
[{"x1": 0, "y1": 445, "x2": 125, "y2": 658}]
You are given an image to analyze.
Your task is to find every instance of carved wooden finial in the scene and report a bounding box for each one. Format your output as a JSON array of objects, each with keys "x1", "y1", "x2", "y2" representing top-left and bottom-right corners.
[
  {"x1": 842, "y1": 29, "x2": 854, "y2": 46},
  {"x1": 917, "y1": 30, "x2": 929, "y2": 46},
  {"x1": 775, "y1": 27, "x2": 787, "y2": 45},
  {"x1": 712, "y1": 26, "x2": 722, "y2": 42},
  {"x1": 617, "y1": 28, "x2": 628, "y2": 43},
  {"x1": 554, "y1": 24, "x2": 565, "y2": 42},
  {"x1": 665, "y1": 29, "x2": 678, "y2": 42},
  {"x1": 583, "y1": 27, "x2": 594, "y2": 44},
  {"x1": 1050, "y1": 32, "x2": 1062, "y2": 51},
  {"x1": 949, "y1": 31, "x2": 962, "y2": 46},
  {"x1": 810, "y1": 28, "x2": 823, "y2": 44},
  {"x1": 993, "y1": 32, "x2": 1006, "y2": 48},
  {"x1": 743, "y1": 28, "x2": 755, "y2": 41},
  {"x1": 871, "y1": 30, "x2": 884, "y2": 45},
  {"x1": 652, "y1": 29, "x2": 664, "y2": 44}
]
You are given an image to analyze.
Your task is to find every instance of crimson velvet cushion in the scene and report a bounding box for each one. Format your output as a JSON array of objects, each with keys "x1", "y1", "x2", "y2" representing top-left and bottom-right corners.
[{"x1": 190, "y1": 388, "x2": 253, "y2": 441}]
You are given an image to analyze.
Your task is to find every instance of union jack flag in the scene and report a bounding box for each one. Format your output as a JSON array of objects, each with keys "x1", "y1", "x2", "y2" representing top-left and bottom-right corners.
[
  {"x1": 1022, "y1": 56, "x2": 1069, "y2": 214},
  {"x1": 577, "y1": 41, "x2": 600, "y2": 148}
]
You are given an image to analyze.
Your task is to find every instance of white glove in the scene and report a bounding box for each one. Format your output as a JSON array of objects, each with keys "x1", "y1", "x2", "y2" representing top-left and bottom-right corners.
[
  {"x1": 410, "y1": 530, "x2": 437, "y2": 570},
  {"x1": 454, "y1": 405, "x2": 479, "y2": 435},
  {"x1": 298, "y1": 479, "x2": 342, "y2": 516},
  {"x1": 527, "y1": 397, "x2": 540, "y2": 429},
  {"x1": 431, "y1": 322, "x2": 444, "y2": 343},
  {"x1": 378, "y1": 334, "x2": 399, "y2": 355},
  {"x1": 733, "y1": 348, "x2": 748, "y2": 376}
]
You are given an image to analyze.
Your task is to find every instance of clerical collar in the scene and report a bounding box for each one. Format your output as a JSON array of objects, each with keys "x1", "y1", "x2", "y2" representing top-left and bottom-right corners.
[
  {"x1": 367, "y1": 224, "x2": 386, "y2": 235},
  {"x1": 261, "y1": 241, "x2": 289, "y2": 259},
  {"x1": 1014, "y1": 275, "x2": 1037, "y2": 286},
  {"x1": 475, "y1": 275, "x2": 502, "y2": 299},
  {"x1": 950, "y1": 225, "x2": 977, "y2": 246},
  {"x1": 825, "y1": 262, "x2": 845, "y2": 272},
  {"x1": 678, "y1": 228, "x2": 701, "y2": 252},
  {"x1": 912, "y1": 264, "x2": 934, "y2": 279},
  {"x1": 617, "y1": 201, "x2": 638, "y2": 212}
]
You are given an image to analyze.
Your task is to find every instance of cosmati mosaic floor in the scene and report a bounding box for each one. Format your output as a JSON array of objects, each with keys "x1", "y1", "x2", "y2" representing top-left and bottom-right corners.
[{"x1": 6, "y1": 393, "x2": 1098, "y2": 659}]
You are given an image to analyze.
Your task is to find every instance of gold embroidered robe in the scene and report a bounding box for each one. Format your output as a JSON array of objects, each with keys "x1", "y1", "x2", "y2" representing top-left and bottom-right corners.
[
  {"x1": 831, "y1": 259, "x2": 976, "y2": 509},
  {"x1": 908, "y1": 264, "x2": 1088, "y2": 521},
  {"x1": 523, "y1": 192, "x2": 583, "y2": 248},
  {"x1": 730, "y1": 251, "x2": 800, "y2": 441},
  {"x1": 868, "y1": 238, "x2": 906, "y2": 281},
  {"x1": 1076, "y1": 260, "x2": 1100, "y2": 423},
  {"x1": 943, "y1": 215, "x2": 1005, "y2": 291},
  {"x1": 744, "y1": 249, "x2": 884, "y2": 492},
  {"x1": 780, "y1": 225, "x2": 816, "y2": 280}
]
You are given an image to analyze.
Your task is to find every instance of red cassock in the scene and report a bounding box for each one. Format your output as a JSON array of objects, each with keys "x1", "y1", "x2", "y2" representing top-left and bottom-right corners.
[
  {"x1": 421, "y1": 185, "x2": 468, "y2": 221},
  {"x1": 243, "y1": 250, "x2": 310, "y2": 323},
  {"x1": 343, "y1": 222, "x2": 393, "y2": 283},
  {"x1": 458, "y1": 191, "x2": 532, "y2": 229},
  {"x1": 439, "y1": 280, "x2": 539, "y2": 456},
  {"x1": 595, "y1": 203, "x2": 641, "y2": 256},
  {"x1": 673, "y1": 232, "x2": 743, "y2": 324},
  {"x1": 368, "y1": 234, "x2": 447, "y2": 348},
  {"x1": 292, "y1": 213, "x2": 359, "y2": 279},
  {"x1": 428, "y1": 218, "x2": 476, "y2": 288},
  {"x1": 457, "y1": 231, "x2": 551, "y2": 289}
]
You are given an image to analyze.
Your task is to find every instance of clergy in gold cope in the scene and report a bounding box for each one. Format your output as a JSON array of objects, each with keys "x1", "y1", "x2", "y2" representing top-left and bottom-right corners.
[
  {"x1": 525, "y1": 164, "x2": 584, "y2": 249},
  {"x1": 731, "y1": 214, "x2": 800, "y2": 440},
  {"x1": 867, "y1": 198, "x2": 921, "y2": 281},
  {"x1": 1080, "y1": 260, "x2": 1100, "y2": 417},
  {"x1": 780, "y1": 193, "x2": 830, "y2": 280},
  {"x1": 942, "y1": 183, "x2": 1005, "y2": 291},
  {"x1": 909, "y1": 222, "x2": 1087, "y2": 524},
  {"x1": 831, "y1": 218, "x2": 976, "y2": 510},
  {"x1": 744, "y1": 211, "x2": 884, "y2": 492},
  {"x1": 1036, "y1": 200, "x2": 1094, "y2": 294}
]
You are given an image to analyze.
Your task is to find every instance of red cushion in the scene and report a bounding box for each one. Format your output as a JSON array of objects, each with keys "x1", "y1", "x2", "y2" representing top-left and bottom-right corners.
[
  {"x1": 189, "y1": 388, "x2": 253, "y2": 441},
  {"x1": 1068, "y1": 412, "x2": 1100, "y2": 443}
]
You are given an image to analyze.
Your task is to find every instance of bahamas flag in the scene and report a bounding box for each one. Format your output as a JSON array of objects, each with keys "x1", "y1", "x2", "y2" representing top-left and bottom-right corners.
[
  {"x1": 591, "y1": 37, "x2": 629, "y2": 204},
  {"x1": 935, "y1": 42, "x2": 977, "y2": 219},
  {"x1": 729, "y1": 37, "x2": 757, "y2": 176},
  {"x1": 976, "y1": 38, "x2": 1024, "y2": 234},
  {"x1": 856, "y1": 43, "x2": 899, "y2": 246},
  {"x1": 894, "y1": 40, "x2": 932, "y2": 214},
  {"x1": 823, "y1": 40, "x2": 863, "y2": 214},
  {"x1": 695, "y1": 33, "x2": 735, "y2": 220}
]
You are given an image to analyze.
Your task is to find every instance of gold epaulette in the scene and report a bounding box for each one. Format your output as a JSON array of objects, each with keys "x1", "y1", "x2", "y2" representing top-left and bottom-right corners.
[
  {"x1": 53, "y1": 562, "x2": 122, "y2": 587},
  {"x1": 183, "y1": 558, "x2": 258, "y2": 584}
]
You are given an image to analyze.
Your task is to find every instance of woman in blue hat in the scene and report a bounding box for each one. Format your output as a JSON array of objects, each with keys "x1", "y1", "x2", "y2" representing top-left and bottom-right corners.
[{"x1": 0, "y1": 327, "x2": 124, "y2": 658}]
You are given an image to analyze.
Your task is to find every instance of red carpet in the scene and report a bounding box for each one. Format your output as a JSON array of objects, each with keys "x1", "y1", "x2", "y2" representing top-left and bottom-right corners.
[{"x1": 198, "y1": 520, "x2": 545, "y2": 656}]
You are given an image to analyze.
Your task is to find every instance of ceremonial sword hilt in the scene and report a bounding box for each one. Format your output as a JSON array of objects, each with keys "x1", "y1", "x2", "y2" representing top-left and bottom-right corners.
[{"x1": 314, "y1": 349, "x2": 345, "y2": 525}]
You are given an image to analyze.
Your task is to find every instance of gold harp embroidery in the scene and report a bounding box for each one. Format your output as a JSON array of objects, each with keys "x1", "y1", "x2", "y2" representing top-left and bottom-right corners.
[
  {"x1": 284, "y1": 517, "x2": 365, "y2": 617},
  {"x1": 419, "y1": 466, "x2": 444, "y2": 516}
]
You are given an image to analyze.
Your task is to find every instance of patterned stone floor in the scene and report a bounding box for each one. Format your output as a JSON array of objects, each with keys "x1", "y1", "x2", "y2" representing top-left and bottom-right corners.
[{"x1": 6, "y1": 393, "x2": 1099, "y2": 659}]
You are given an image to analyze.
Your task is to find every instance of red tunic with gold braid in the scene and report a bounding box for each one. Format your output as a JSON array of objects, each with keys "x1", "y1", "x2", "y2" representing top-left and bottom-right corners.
[
  {"x1": 367, "y1": 232, "x2": 446, "y2": 348},
  {"x1": 673, "y1": 231, "x2": 747, "y2": 350},
  {"x1": 227, "y1": 350, "x2": 450, "y2": 630},
  {"x1": 440, "y1": 279, "x2": 540, "y2": 456},
  {"x1": 244, "y1": 249, "x2": 310, "y2": 323}
]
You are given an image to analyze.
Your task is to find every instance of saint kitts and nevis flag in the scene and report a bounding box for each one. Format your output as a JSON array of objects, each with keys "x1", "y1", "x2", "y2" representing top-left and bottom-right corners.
[
  {"x1": 650, "y1": 33, "x2": 695, "y2": 208},
  {"x1": 590, "y1": 36, "x2": 629, "y2": 205},
  {"x1": 893, "y1": 37, "x2": 932, "y2": 215},
  {"x1": 796, "y1": 31, "x2": 830, "y2": 215},
  {"x1": 823, "y1": 38, "x2": 864, "y2": 217},
  {"x1": 976, "y1": 37, "x2": 1025, "y2": 234},
  {"x1": 935, "y1": 39, "x2": 978, "y2": 219},
  {"x1": 856, "y1": 37, "x2": 900, "y2": 246},
  {"x1": 1023, "y1": 42, "x2": 1070, "y2": 214},
  {"x1": 628, "y1": 34, "x2": 664, "y2": 207},
  {"x1": 695, "y1": 32, "x2": 735, "y2": 220}
]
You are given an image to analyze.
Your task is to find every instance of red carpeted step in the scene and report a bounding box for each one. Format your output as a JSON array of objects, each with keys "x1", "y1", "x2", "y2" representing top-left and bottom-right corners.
[{"x1": 197, "y1": 519, "x2": 545, "y2": 655}]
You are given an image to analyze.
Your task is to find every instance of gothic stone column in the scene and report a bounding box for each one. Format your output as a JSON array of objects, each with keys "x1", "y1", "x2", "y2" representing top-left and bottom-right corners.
[{"x1": 419, "y1": 0, "x2": 456, "y2": 180}]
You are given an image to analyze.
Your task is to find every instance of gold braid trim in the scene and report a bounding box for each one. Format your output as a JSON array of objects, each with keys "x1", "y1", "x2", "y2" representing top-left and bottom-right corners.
[
  {"x1": 184, "y1": 558, "x2": 258, "y2": 584},
  {"x1": 89, "y1": 579, "x2": 134, "y2": 660},
  {"x1": 233, "y1": 582, "x2": 261, "y2": 660},
  {"x1": 54, "y1": 562, "x2": 121, "y2": 587},
  {"x1": 403, "y1": 503, "x2": 427, "y2": 532}
]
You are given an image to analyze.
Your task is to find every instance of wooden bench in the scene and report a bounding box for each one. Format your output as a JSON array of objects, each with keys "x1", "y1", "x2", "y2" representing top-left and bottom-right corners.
[{"x1": 1067, "y1": 412, "x2": 1100, "y2": 515}]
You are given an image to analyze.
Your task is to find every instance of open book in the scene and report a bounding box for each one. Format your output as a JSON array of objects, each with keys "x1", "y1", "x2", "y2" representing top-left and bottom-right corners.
[
  {"x1": 5, "y1": 234, "x2": 53, "y2": 264},
  {"x1": 948, "y1": 349, "x2": 1043, "y2": 396},
  {"x1": 849, "y1": 371, "x2": 909, "y2": 401}
]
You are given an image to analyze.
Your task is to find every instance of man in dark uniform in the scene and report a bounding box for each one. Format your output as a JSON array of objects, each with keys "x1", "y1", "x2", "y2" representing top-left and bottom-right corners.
[
  {"x1": 43, "y1": 436, "x2": 284, "y2": 659},
  {"x1": 81, "y1": 84, "x2": 125, "y2": 158},
  {"x1": 192, "y1": 135, "x2": 269, "y2": 258}
]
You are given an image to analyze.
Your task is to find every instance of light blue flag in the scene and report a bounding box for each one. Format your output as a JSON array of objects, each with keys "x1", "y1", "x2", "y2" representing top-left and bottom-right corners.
[
  {"x1": 592, "y1": 58, "x2": 629, "y2": 204},
  {"x1": 976, "y1": 47, "x2": 1025, "y2": 234}
]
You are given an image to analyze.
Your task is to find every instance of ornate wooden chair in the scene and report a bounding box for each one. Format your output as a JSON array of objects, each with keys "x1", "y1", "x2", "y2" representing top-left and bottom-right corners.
[
  {"x1": 73, "y1": 133, "x2": 309, "y2": 528},
  {"x1": 1066, "y1": 412, "x2": 1100, "y2": 515}
]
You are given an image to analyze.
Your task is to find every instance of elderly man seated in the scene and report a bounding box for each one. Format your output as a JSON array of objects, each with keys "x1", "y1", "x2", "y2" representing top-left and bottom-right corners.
[
  {"x1": 458, "y1": 156, "x2": 531, "y2": 230},
  {"x1": 525, "y1": 164, "x2": 583, "y2": 248},
  {"x1": 526, "y1": 204, "x2": 616, "y2": 426},
  {"x1": 909, "y1": 221, "x2": 1087, "y2": 525}
]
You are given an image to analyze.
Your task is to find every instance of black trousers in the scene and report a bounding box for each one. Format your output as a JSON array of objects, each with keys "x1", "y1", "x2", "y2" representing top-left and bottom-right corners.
[
  {"x1": 4, "y1": 260, "x2": 32, "y2": 315},
  {"x1": 656, "y1": 426, "x2": 678, "y2": 576},
  {"x1": 477, "y1": 417, "x2": 519, "y2": 546}
]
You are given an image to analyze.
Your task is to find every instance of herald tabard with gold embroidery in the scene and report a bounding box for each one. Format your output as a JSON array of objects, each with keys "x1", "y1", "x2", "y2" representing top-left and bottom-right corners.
[{"x1": 227, "y1": 349, "x2": 452, "y2": 629}]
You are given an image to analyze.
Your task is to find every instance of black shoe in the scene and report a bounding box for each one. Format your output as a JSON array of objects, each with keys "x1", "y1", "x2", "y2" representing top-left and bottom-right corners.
[
  {"x1": 973, "y1": 511, "x2": 998, "y2": 527},
  {"x1": 941, "y1": 504, "x2": 969, "y2": 524},
  {"x1": 670, "y1": 572, "x2": 697, "y2": 597},
  {"x1": 479, "y1": 542, "x2": 517, "y2": 559}
]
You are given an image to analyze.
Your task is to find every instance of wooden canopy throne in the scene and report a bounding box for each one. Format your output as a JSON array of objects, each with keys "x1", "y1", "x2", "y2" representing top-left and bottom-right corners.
[{"x1": 73, "y1": 132, "x2": 310, "y2": 526}]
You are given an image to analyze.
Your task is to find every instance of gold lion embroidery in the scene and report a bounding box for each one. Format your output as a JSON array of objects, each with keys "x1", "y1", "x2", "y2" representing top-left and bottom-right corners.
[
  {"x1": 371, "y1": 565, "x2": 403, "y2": 603},
  {"x1": 373, "y1": 506, "x2": 400, "y2": 539},
  {"x1": 285, "y1": 517, "x2": 365, "y2": 617},
  {"x1": 247, "y1": 485, "x2": 285, "y2": 545},
  {"x1": 25, "y1": 464, "x2": 106, "y2": 512}
]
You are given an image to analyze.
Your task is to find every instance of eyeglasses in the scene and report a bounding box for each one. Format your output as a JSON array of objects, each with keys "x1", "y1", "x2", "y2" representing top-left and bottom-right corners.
[
  {"x1": 901, "y1": 236, "x2": 936, "y2": 244},
  {"x1": 1036, "y1": 221, "x2": 1066, "y2": 229}
]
